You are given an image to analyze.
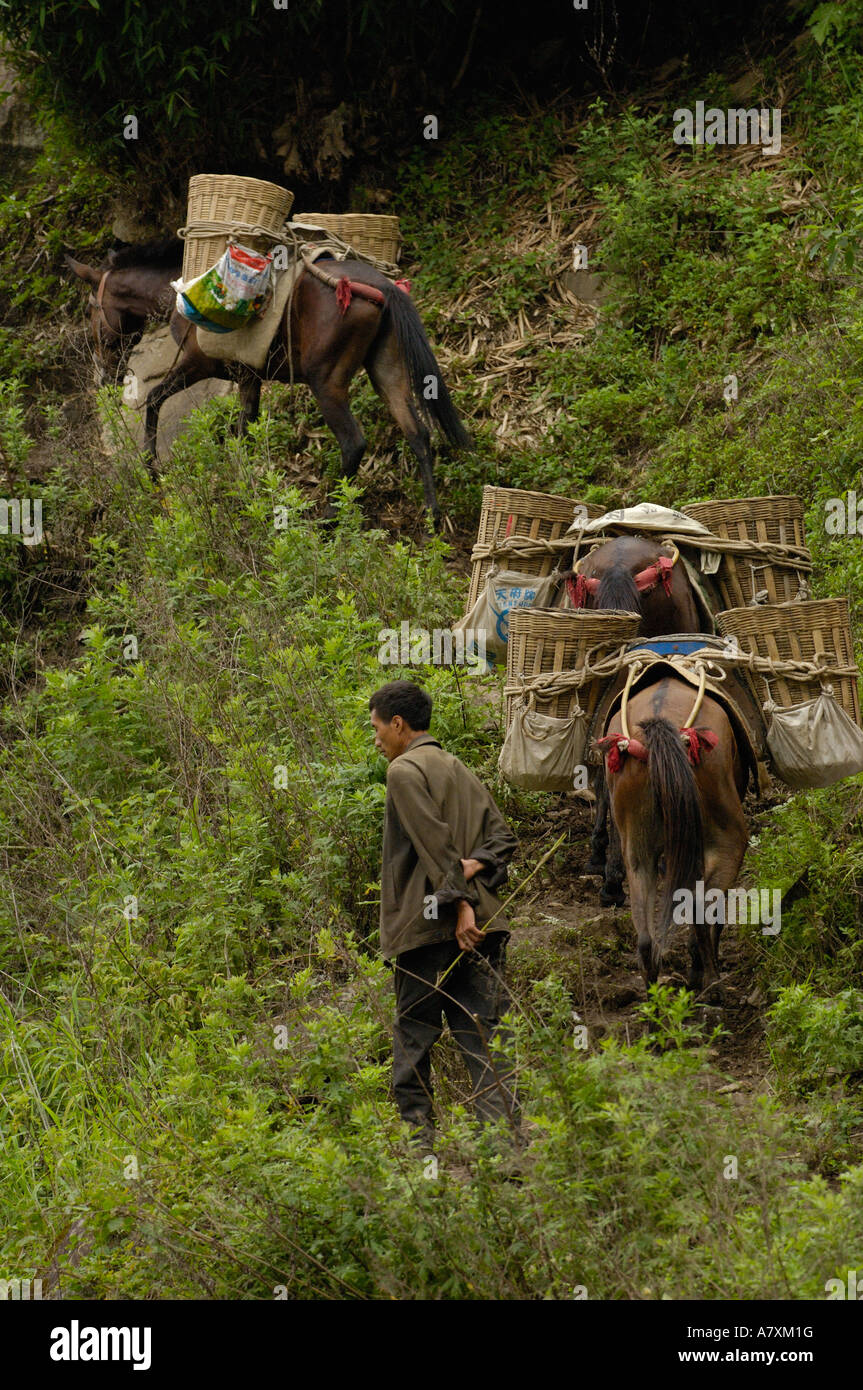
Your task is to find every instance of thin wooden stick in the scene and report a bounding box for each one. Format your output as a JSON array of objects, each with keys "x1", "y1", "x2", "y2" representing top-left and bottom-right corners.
[{"x1": 436, "y1": 831, "x2": 568, "y2": 988}]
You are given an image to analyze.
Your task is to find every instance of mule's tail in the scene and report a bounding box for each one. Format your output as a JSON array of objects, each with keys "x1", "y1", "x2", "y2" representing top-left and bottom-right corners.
[
  {"x1": 380, "y1": 283, "x2": 472, "y2": 449},
  {"x1": 596, "y1": 564, "x2": 642, "y2": 614},
  {"x1": 640, "y1": 716, "x2": 704, "y2": 976}
]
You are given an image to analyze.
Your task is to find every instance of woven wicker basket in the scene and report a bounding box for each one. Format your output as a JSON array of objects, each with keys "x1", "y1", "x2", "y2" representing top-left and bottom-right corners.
[
  {"x1": 682, "y1": 496, "x2": 809, "y2": 607},
  {"x1": 181, "y1": 175, "x2": 295, "y2": 283},
  {"x1": 467, "y1": 487, "x2": 604, "y2": 612},
  {"x1": 292, "y1": 212, "x2": 401, "y2": 265},
  {"x1": 716, "y1": 599, "x2": 861, "y2": 724},
  {"x1": 506, "y1": 608, "x2": 641, "y2": 725}
]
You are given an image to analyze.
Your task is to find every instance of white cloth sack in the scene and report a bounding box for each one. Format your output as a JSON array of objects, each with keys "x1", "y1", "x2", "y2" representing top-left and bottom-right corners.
[
  {"x1": 766, "y1": 690, "x2": 863, "y2": 788},
  {"x1": 499, "y1": 701, "x2": 587, "y2": 791},
  {"x1": 571, "y1": 502, "x2": 722, "y2": 574},
  {"x1": 455, "y1": 568, "x2": 558, "y2": 663}
]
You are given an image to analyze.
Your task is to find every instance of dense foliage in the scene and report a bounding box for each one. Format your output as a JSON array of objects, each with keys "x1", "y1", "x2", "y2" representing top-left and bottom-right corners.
[
  {"x1": 1, "y1": 15, "x2": 862, "y2": 1299},
  {"x1": 0, "y1": 1, "x2": 798, "y2": 198}
]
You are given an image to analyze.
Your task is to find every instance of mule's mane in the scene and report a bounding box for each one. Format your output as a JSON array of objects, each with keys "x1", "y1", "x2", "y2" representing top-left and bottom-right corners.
[{"x1": 107, "y1": 237, "x2": 182, "y2": 269}]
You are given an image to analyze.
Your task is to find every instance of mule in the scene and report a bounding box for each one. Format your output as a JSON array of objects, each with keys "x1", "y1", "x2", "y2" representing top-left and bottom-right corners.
[
  {"x1": 563, "y1": 534, "x2": 701, "y2": 634},
  {"x1": 596, "y1": 675, "x2": 749, "y2": 997},
  {"x1": 66, "y1": 238, "x2": 470, "y2": 523},
  {"x1": 563, "y1": 535, "x2": 706, "y2": 895}
]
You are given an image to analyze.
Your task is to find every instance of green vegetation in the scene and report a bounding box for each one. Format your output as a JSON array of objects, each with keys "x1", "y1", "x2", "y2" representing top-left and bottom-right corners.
[{"x1": 1, "y1": 22, "x2": 863, "y2": 1298}]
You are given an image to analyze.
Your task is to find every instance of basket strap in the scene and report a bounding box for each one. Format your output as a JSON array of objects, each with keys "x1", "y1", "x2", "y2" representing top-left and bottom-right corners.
[
  {"x1": 178, "y1": 220, "x2": 291, "y2": 243},
  {"x1": 657, "y1": 530, "x2": 812, "y2": 571}
]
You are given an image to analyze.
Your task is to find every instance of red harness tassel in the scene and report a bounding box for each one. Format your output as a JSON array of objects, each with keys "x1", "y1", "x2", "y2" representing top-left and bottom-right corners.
[
  {"x1": 679, "y1": 727, "x2": 718, "y2": 764},
  {"x1": 631, "y1": 554, "x2": 674, "y2": 597},
  {"x1": 595, "y1": 733, "x2": 649, "y2": 773},
  {"x1": 657, "y1": 554, "x2": 674, "y2": 597},
  {"x1": 568, "y1": 572, "x2": 599, "y2": 608},
  {"x1": 336, "y1": 277, "x2": 353, "y2": 314}
]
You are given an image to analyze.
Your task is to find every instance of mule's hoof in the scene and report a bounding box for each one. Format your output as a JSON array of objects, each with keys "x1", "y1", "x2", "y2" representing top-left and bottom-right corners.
[{"x1": 600, "y1": 885, "x2": 625, "y2": 908}]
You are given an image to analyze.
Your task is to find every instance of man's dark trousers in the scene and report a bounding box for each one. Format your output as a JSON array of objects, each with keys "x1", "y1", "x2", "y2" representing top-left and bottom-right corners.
[{"x1": 392, "y1": 934, "x2": 519, "y2": 1147}]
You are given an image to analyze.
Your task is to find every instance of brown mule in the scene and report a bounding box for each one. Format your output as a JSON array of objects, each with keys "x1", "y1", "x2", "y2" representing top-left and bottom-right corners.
[
  {"x1": 563, "y1": 534, "x2": 701, "y2": 634},
  {"x1": 597, "y1": 675, "x2": 749, "y2": 998},
  {"x1": 66, "y1": 239, "x2": 470, "y2": 523},
  {"x1": 570, "y1": 535, "x2": 705, "y2": 892}
]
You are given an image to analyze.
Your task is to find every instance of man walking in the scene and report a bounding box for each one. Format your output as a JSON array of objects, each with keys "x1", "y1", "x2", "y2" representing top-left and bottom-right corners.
[{"x1": 369, "y1": 679, "x2": 519, "y2": 1151}]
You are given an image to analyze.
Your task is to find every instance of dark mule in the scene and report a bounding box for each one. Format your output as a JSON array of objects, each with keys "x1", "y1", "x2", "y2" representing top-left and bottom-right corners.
[
  {"x1": 563, "y1": 535, "x2": 706, "y2": 896},
  {"x1": 66, "y1": 240, "x2": 470, "y2": 523},
  {"x1": 564, "y1": 534, "x2": 701, "y2": 635},
  {"x1": 597, "y1": 676, "x2": 749, "y2": 997}
]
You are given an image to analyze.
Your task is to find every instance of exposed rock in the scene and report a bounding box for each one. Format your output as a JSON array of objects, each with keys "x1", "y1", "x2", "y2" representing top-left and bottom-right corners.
[
  {"x1": 109, "y1": 202, "x2": 167, "y2": 244},
  {"x1": 0, "y1": 54, "x2": 44, "y2": 153},
  {"x1": 102, "y1": 324, "x2": 235, "y2": 461}
]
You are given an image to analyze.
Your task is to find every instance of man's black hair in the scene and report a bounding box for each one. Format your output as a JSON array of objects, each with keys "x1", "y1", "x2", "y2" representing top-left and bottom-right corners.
[{"x1": 369, "y1": 680, "x2": 432, "y2": 730}]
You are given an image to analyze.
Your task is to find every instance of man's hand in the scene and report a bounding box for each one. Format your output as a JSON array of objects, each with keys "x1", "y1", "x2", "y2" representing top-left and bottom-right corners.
[
  {"x1": 455, "y1": 898, "x2": 484, "y2": 952},
  {"x1": 461, "y1": 857, "x2": 484, "y2": 882}
]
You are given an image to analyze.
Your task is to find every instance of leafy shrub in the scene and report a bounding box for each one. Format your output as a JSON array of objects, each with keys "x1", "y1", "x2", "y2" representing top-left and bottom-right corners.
[{"x1": 768, "y1": 984, "x2": 863, "y2": 1091}]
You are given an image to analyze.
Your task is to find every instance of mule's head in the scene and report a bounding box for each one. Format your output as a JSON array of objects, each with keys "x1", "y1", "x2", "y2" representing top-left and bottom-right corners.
[
  {"x1": 564, "y1": 534, "x2": 697, "y2": 636},
  {"x1": 65, "y1": 252, "x2": 163, "y2": 384},
  {"x1": 564, "y1": 535, "x2": 653, "y2": 616}
]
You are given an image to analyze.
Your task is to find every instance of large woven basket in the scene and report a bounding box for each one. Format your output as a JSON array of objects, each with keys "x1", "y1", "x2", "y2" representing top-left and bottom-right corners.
[
  {"x1": 716, "y1": 599, "x2": 861, "y2": 724},
  {"x1": 467, "y1": 487, "x2": 604, "y2": 612},
  {"x1": 506, "y1": 608, "x2": 641, "y2": 724},
  {"x1": 682, "y1": 496, "x2": 810, "y2": 607},
  {"x1": 181, "y1": 175, "x2": 295, "y2": 283},
  {"x1": 292, "y1": 212, "x2": 401, "y2": 265}
]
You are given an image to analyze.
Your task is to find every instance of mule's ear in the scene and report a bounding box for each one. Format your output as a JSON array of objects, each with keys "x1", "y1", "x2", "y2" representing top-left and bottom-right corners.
[{"x1": 64, "y1": 254, "x2": 101, "y2": 287}]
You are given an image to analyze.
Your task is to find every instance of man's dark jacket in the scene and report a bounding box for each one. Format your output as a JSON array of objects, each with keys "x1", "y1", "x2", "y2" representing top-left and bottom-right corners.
[{"x1": 379, "y1": 734, "x2": 518, "y2": 960}]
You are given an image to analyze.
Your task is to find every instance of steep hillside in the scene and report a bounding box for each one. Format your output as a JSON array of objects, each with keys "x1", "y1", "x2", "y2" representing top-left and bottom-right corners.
[{"x1": 1, "y1": 21, "x2": 862, "y2": 1300}]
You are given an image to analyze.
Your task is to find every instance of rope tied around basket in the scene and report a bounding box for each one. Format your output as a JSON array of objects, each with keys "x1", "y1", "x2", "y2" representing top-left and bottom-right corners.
[
  {"x1": 521, "y1": 684, "x2": 585, "y2": 719},
  {"x1": 471, "y1": 534, "x2": 579, "y2": 564},
  {"x1": 756, "y1": 648, "x2": 858, "y2": 714},
  {"x1": 655, "y1": 530, "x2": 813, "y2": 572},
  {"x1": 503, "y1": 642, "x2": 639, "y2": 703},
  {"x1": 178, "y1": 220, "x2": 293, "y2": 244},
  {"x1": 289, "y1": 220, "x2": 403, "y2": 278},
  {"x1": 472, "y1": 529, "x2": 814, "y2": 603}
]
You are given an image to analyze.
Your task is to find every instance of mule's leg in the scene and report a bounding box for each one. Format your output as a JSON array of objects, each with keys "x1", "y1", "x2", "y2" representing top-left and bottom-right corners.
[
  {"x1": 144, "y1": 357, "x2": 228, "y2": 476},
  {"x1": 687, "y1": 924, "x2": 706, "y2": 994},
  {"x1": 236, "y1": 368, "x2": 262, "y2": 436},
  {"x1": 285, "y1": 275, "x2": 376, "y2": 502},
  {"x1": 587, "y1": 768, "x2": 609, "y2": 874},
  {"x1": 365, "y1": 332, "x2": 440, "y2": 526},
  {"x1": 600, "y1": 805, "x2": 626, "y2": 907},
  {"x1": 621, "y1": 855, "x2": 658, "y2": 988},
  {"x1": 700, "y1": 830, "x2": 748, "y2": 996},
  {"x1": 698, "y1": 780, "x2": 748, "y2": 996},
  {"x1": 307, "y1": 372, "x2": 367, "y2": 481},
  {"x1": 609, "y1": 761, "x2": 662, "y2": 994}
]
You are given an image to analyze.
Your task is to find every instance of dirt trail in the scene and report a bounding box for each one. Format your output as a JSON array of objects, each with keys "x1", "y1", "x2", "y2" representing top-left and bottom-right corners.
[{"x1": 509, "y1": 797, "x2": 772, "y2": 1096}]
